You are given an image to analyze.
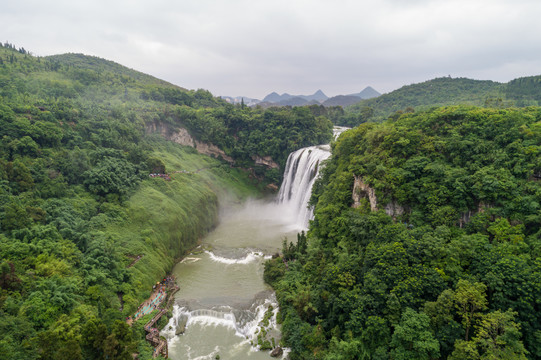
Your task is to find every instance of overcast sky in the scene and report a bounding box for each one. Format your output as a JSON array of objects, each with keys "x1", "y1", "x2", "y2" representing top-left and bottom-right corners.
[{"x1": 3, "y1": 0, "x2": 541, "y2": 99}]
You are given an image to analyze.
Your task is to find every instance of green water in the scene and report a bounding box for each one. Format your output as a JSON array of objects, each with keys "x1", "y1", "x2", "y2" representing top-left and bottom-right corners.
[{"x1": 163, "y1": 199, "x2": 298, "y2": 359}]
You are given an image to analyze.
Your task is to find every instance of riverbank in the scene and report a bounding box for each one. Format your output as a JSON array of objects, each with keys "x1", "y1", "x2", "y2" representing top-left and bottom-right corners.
[
  {"x1": 103, "y1": 139, "x2": 264, "y2": 358},
  {"x1": 128, "y1": 275, "x2": 179, "y2": 358}
]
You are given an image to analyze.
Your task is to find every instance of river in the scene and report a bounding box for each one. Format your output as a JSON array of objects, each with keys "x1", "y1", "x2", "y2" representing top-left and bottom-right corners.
[
  {"x1": 162, "y1": 129, "x2": 346, "y2": 359},
  {"x1": 162, "y1": 200, "x2": 300, "y2": 359}
]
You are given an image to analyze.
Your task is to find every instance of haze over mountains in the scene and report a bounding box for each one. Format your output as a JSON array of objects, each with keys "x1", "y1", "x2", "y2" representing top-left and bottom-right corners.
[{"x1": 221, "y1": 86, "x2": 381, "y2": 107}]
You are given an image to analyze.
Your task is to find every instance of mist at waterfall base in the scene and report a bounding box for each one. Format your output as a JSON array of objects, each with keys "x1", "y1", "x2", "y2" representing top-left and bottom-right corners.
[{"x1": 163, "y1": 130, "x2": 345, "y2": 359}]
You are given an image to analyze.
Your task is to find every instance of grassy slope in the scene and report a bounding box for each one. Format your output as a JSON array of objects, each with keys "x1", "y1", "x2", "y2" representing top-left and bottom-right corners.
[{"x1": 105, "y1": 137, "x2": 260, "y2": 313}]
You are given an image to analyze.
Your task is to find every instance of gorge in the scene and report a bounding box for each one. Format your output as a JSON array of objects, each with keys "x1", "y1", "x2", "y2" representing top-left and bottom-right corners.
[{"x1": 160, "y1": 129, "x2": 344, "y2": 359}]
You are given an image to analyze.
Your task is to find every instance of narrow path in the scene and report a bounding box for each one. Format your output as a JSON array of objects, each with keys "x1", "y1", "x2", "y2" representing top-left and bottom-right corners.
[
  {"x1": 127, "y1": 254, "x2": 144, "y2": 268},
  {"x1": 128, "y1": 276, "x2": 179, "y2": 358}
]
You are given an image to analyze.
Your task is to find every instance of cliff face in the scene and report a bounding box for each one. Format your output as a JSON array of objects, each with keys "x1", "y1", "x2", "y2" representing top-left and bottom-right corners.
[
  {"x1": 351, "y1": 175, "x2": 404, "y2": 218},
  {"x1": 352, "y1": 175, "x2": 493, "y2": 226},
  {"x1": 146, "y1": 122, "x2": 282, "y2": 170},
  {"x1": 165, "y1": 127, "x2": 196, "y2": 148},
  {"x1": 352, "y1": 175, "x2": 378, "y2": 211},
  {"x1": 146, "y1": 122, "x2": 234, "y2": 163},
  {"x1": 252, "y1": 155, "x2": 279, "y2": 169}
]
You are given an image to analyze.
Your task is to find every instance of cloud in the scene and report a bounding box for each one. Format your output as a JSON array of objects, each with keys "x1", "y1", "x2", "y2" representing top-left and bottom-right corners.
[{"x1": 2, "y1": 0, "x2": 541, "y2": 98}]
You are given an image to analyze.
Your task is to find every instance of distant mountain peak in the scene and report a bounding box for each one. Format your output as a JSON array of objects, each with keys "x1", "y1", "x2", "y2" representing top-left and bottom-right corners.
[
  {"x1": 347, "y1": 87, "x2": 380, "y2": 99},
  {"x1": 310, "y1": 89, "x2": 328, "y2": 102},
  {"x1": 259, "y1": 87, "x2": 379, "y2": 107},
  {"x1": 262, "y1": 90, "x2": 329, "y2": 104},
  {"x1": 262, "y1": 92, "x2": 285, "y2": 103}
]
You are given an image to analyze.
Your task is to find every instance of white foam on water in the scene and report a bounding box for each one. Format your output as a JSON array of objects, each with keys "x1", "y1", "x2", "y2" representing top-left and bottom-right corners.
[
  {"x1": 205, "y1": 250, "x2": 264, "y2": 265},
  {"x1": 237, "y1": 298, "x2": 276, "y2": 340},
  {"x1": 186, "y1": 345, "x2": 220, "y2": 360},
  {"x1": 181, "y1": 257, "x2": 201, "y2": 264},
  {"x1": 164, "y1": 296, "x2": 283, "y2": 349}
]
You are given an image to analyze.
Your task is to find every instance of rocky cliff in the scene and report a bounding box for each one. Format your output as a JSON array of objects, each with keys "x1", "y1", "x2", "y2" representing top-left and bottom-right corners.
[
  {"x1": 353, "y1": 175, "x2": 494, "y2": 226},
  {"x1": 352, "y1": 175, "x2": 405, "y2": 218},
  {"x1": 252, "y1": 155, "x2": 280, "y2": 169},
  {"x1": 146, "y1": 122, "x2": 234, "y2": 163}
]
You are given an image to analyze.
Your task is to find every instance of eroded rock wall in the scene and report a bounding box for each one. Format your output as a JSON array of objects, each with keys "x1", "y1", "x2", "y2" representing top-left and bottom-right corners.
[
  {"x1": 252, "y1": 155, "x2": 280, "y2": 169},
  {"x1": 352, "y1": 175, "x2": 405, "y2": 219},
  {"x1": 146, "y1": 122, "x2": 234, "y2": 163},
  {"x1": 352, "y1": 175, "x2": 378, "y2": 211}
]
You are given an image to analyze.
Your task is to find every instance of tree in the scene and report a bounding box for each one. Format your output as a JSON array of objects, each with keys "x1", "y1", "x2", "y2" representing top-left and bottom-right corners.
[
  {"x1": 1, "y1": 200, "x2": 31, "y2": 232},
  {"x1": 146, "y1": 156, "x2": 166, "y2": 174},
  {"x1": 6, "y1": 159, "x2": 34, "y2": 193},
  {"x1": 424, "y1": 289, "x2": 463, "y2": 358},
  {"x1": 0, "y1": 260, "x2": 20, "y2": 289},
  {"x1": 103, "y1": 321, "x2": 135, "y2": 360},
  {"x1": 81, "y1": 317, "x2": 108, "y2": 359},
  {"x1": 390, "y1": 308, "x2": 440, "y2": 360},
  {"x1": 455, "y1": 279, "x2": 488, "y2": 341},
  {"x1": 83, "y1": 157, "x2": 139, "y2": 197},
  {"x1": 450, "y1": 310, "x2": 528, "y2": 360},
  {"x1": 360, "y1": 315, "x2": 391, "y2": 357},
  {"x1": 474, "y1": 310, "x2": 527, "y2": 360}
]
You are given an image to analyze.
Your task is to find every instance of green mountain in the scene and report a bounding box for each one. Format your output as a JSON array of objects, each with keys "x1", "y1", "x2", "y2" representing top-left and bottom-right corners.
[
  {"x1": 45, "y1": 53, "x2": 178, "y2": 88},
  {"x1": 342, "y1": 75, "x2": 541, "y2": 126},
  {"x1": 0, "y1": 43, "x2": 332, "y2": 359},
  {"x1": 346, "y1": 77, "x2": 504, "y2": 122},
  {"x1": 505, "y1": 75, "x2": 541, "y2": 105},
  {"x1": 322, "y1": 87, "x2": 381, "y2": 108}
]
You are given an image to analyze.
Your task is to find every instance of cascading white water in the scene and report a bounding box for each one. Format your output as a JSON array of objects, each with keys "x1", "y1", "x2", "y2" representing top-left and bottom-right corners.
[
  {"x1": 277, "y1": 126, "x2": 348, "y2": 229},
  {"x1": 163, "y1": 297, "x2": 280, "y2": 343},
  {"x1": 277, "y1": 145, "x2": 331, "y2": 229}
]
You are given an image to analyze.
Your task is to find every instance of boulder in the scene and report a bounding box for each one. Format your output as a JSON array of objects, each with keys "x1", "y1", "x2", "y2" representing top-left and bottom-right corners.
[
  {"x1": 175, "y1": 315, "x2": 188, "y2": 335},
  {"x1": 270, "y1": 346, "x2": 283, "y2": 357}
]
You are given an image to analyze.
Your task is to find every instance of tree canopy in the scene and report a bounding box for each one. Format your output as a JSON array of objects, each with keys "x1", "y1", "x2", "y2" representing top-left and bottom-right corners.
[{"x1": 266, "y1": 106, "x2": 541, "y2": 359}]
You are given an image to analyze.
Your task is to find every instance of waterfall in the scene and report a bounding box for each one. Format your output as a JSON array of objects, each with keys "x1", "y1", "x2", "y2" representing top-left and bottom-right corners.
[
  {"x1": 277, "y1": 127, "x2": 348, "y2": 229},
  {"x1": 277, "y1": 145, "x2": 331, "y2": 229},
  {"x1": 162, "y1": 297, "x2": 281, "y2": 347}
]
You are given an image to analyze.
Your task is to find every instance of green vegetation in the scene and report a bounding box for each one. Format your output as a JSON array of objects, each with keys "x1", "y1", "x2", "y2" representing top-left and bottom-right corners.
[
  {"x1": 505, "y1": 76, "x2": 541, "y2": 106},
  {"x1": 266, "y1": 106, "x2": 541, "y2": 359},
  {"x1": 158, "y1": 103, "x2": 333, "y2": 181},
  {"x1": 339, "y1": 76, "x2": 541, "y2": 127},
  {"x1": 0, "y1": 42, "x2": 332, "y2": 359}
]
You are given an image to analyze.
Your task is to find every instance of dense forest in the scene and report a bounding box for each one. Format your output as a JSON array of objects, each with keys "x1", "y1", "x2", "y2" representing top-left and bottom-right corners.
[
  {"x1": 338, "y1": 76, "x2": 541, "y2": 127},
  {"x1": 266, "y1": 106, "x2": 541, "y2": 359},
  {"x1": 0, "y1": 43, "x2": 332, "y2": 359}
]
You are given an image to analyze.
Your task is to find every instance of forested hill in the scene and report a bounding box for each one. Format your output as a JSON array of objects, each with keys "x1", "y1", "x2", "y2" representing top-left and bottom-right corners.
[
  {"x1": 0, "y1": 44, "x2": 332, "y2": 177},
  {"x1": 505, "y1": 75, "x2": 541, "y2": 106},
  {"x1": 341, "y1": 76, "x2": 541, "y2": 126},
  {"x1": 44, "y1": 53, "x2": 178, "y2": 87},
  {"x1": 0, "y1": 42, "x2": 332, "y2": 359},
  {"x1": 265, "y1": 106, "x2": 541, "y2": 359}
]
